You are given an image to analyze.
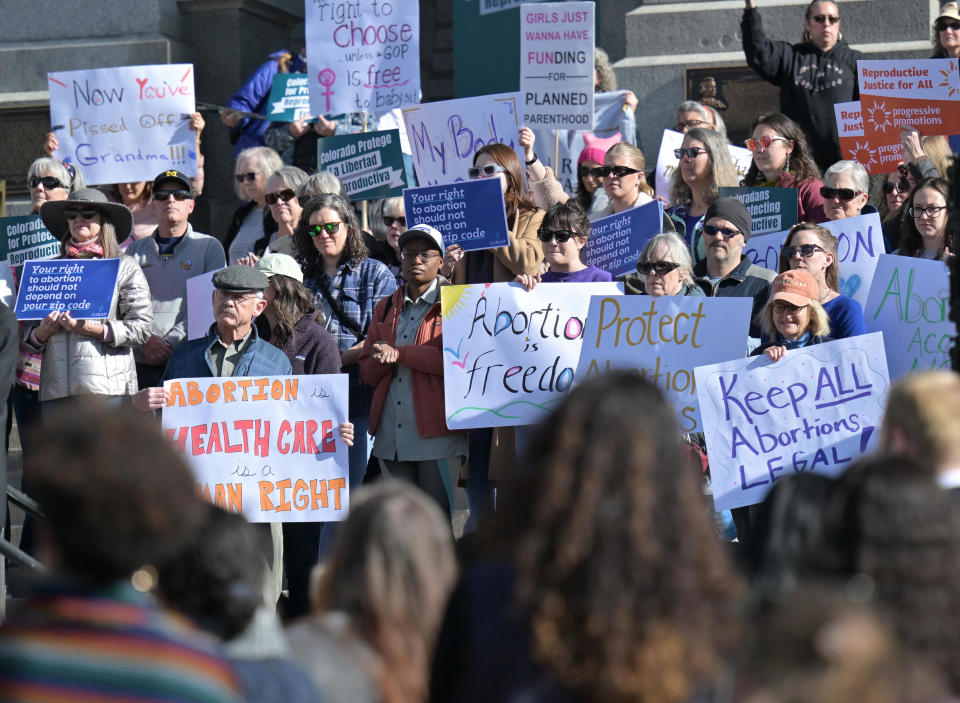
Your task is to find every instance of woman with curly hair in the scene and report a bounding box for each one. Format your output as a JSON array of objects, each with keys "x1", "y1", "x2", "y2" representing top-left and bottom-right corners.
[
  {"x1": 431, "y1": 371, "x2": 743, "y2": 703},
  {"x1": 896, "y1": 177, "x2": 952, "y2": 261}
]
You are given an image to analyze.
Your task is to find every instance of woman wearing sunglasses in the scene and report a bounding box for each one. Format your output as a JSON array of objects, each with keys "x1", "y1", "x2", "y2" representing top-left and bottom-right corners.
[
  {"x1": 932, "y1": 2, "x2": 960, "y2": 58},
  {"x1": 820, "y1": 160, "x2": 870, "y2": 222},
  {"x1": 742, "y1": 0, "x2": 863, "y2": 170},
  {"x1": 369, "y1": 196, "x2": 407, "y2": 284},
  {"x1": 626, "y1": 232, "x2": 705, "y2": 297},
  {"x1": 593, "y1": 142, "x2": 656, "y2": 218},
  {"x1": 224, "y1": 146, "x2": 283, "y2": 264},
  {"x1": 896, "y1": 178, "x2": 952, "y2": 262},
  {"x1": 25, "y1": 189, "x2": 152, "y2": 410},
  {"x1": 752, "y1": 269, "x2": 832, "y2": 362},
  {"x1": 777, "y1": 222, "x2": 865, "y2": 339},
  {"x1": 255, "y1": 165, "x2": 308, "y2": 260},
  {"x1": 743, "y1": 112, "x2": 826, "y2": 223}
]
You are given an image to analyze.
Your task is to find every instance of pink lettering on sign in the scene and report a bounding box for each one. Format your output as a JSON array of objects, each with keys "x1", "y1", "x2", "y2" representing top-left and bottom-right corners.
[{"x1": 135, "y1": 77, "x2": 192, "y2": 101}]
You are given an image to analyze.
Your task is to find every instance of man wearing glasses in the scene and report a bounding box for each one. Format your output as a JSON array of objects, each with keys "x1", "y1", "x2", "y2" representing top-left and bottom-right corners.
[
  {"x1": 742, "y1": 0, "x2": 863, "y2": 170},
  {"x1": 128, "y1": 169, "x2": 226, "y2": 388}
]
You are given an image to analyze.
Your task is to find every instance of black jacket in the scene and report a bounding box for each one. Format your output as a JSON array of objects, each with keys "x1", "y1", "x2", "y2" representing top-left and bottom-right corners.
[
  {"x1": 223, "y1": 200, "x2": 277, "y2": 258},
  {"x1": 742, "y1": 7, "x2": 863, "y2": 170},
  {"x1": 694, "y1": 255, "x2": 775, "y2": 338}
]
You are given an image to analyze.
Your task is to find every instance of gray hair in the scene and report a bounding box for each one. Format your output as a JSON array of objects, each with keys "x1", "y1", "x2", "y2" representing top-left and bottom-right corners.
[
  {"x1": 594, "y1": 48, "x2": 617, "y2": 92},
  {"x1": 674, "y1": 101, "x2": 728, "y2": 141},
  {"x1": 266, "y1": 165, "x2": 308, "y2": 192},
  {"x1": 638, "y1": 232, "x2": 695, "y2": 287},
  {"x1": 296, "y1": 170, "x2": 346, "y2": 200},
  {"x1": 28, "y1": 158, "x2": 84, "y2": 193},
  {"x1": 823, "y1": 160, "x2": 869, "y2": 193},
  {"x1": 233, "y1": 146, "x2": 283, "y2": 200},
  {"x1": 369, "y1": 196, "x2": 405, "y2": 241}
]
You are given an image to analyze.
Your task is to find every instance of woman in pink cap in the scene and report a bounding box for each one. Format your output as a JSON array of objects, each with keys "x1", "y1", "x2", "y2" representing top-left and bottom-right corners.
[{"x1": 752, "y1": 269, "x2": 832, "y2": 362}]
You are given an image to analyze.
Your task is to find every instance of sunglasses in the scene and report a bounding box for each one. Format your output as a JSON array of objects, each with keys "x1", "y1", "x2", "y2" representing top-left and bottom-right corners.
[
  {"x1": 537, "y1": 228, "x2": 578, "y2": 243},
  {"x1": 234, "y1": 171, "x2": 260, "y2": 183},
  {"x1": 598, "y1": 165, "x2": 640, "y2": 178},
  {"x1": 467, "y1": 163, "x2": 506, "y2": 179},
  {"x1": 938, "y1": 20, "x2": 960, "y2": 31},
  {"x1": 637, "y1": 260, "x2": 681, "y2": 276},
  {"x1": 674, "y1": 119, "x2": 710, "y2": 131},
  {"x1": 153, "y1": 189, "x2": 192, "y2": 201},
  {"x1": 820, "y1": 186, "x2": 864, "y2": 201},
  {"x1": 897, "y1": 163, "x2": 910, "y2": 178},
  {"x1": 811, "y1": 14, "x2": 840, "y2": 24},
  {"x1": 65, "y1": 207, "x2": 100, "y2": 220},
  {"x1": 29, "y1": 176, "x2": 65, "y2": 190},
  {"x1": 310, "y1": 222, "x2": 342, "y2": 236},
  {"x1": 744, "y1": 135, "x2": 789, "y2": 151},
  {"x1": 578, "y1": 165, "x2": 606, "y2": 179},
  {"x1": 882, "y1": 180, "x2": 909, "y2": 194},
  {"x1": 400, "y1": 249, "x2": 441, "y2": 262},
  {"x1": 773, "y1": 301, "x2": 806, "y2": 315},
  {"x1": 909, "y1": 205, "x2": 947, "y2": 218},
  {"x1": 383, "y1": 215, "x2": 406, "y2": 228},
  {"x1": 674, "y1": 147, "x2": 708, "y2": 159},
  {"x1": 265, "y1": 189, "x2": 296, "y2": 205},
  {"x1": 703, "y1": 224, "x2": 742, "y2": 238},
  {"x1": 783, "y1": 243, "x2": 825, "y2": 259}
]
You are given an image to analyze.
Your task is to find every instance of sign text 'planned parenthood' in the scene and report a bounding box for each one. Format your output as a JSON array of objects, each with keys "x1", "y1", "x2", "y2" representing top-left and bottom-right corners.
[{"x1": 404, "y1": 179, "x2": 509, "y2": 251}]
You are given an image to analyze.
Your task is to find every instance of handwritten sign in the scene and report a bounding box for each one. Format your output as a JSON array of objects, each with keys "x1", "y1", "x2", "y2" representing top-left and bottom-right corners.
[
  {"x1": 162, "y1": 374, "x2": 350, "y2": 523},
  {"x1": 402, "y1": 92, "x2": 523, "y2": 186},
  {"x1": 655, "y1": 129, "x2": 753, "y2": 205},
  {"x1": 695, "y1": 332, "x2": 889, "y2": 511},
  {"x1": 1, "y1": 215, "x2": 60, "y2": 275},
  {"x1": 48, "y1": 64, "x2": 197, "y2": 185},
  {"x1": 440, "y1": 281, "x2": 622, "y2": 428},
  {"x1": 576, "y1": 296, "x2": 751, "y2": 432},
  {"x1": 317, "y1": 129, "x2": 406, "y2": 200},
  {"x1": 15, "y1": 258, "x2": 120, "y2": 320},
  {"x1": 520, "y1": 2, "x2": 594, "y2": 130},
  {"x1": 267, "y1": 73, "x2": 311, "y2": 122},
  {"x1": 186, "y1": 268, "x2": 221, "y2": 341},
  {"x1": 718, "y1": 187, "x2": 798, "y2": 238},
  {"x1": 858, "y1": 59, "x2": 960, "y2": 145},
  {"x1": 835, "y1": 101, "x2": 902, "y2": 175},
  {"x1": 404, "y1": 179, "x2": 509, "y2": 251},
  {"x1": 305, "y1": 0, "x2": 420, "y2": 115},
  {"x1": 582, "y1": 200, "x2": 663, "y2": 277},
  {"x1": 863, "y1": 254, "x2": 955, "y2": 379}
]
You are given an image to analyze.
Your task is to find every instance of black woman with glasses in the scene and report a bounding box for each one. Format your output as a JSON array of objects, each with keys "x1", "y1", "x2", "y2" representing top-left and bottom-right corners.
[
  {"x1": 932, "y1": 2, "x2": 960, "y2": 58},
  {"x1": 626, "y1": 232, "x2": 706, "y2": 297},
  {"x1": 777, "y1": 222, "x2": 865, "y2": 339},
  {"x1": 896, "y1": 177, "x2": 953, "y2": 262},
  {"x1": 593, "y1": 142, "x2": 656, "y2": 218},
  {"x1": 742, "y1": 0, "x2": 863, "y2": 170}
]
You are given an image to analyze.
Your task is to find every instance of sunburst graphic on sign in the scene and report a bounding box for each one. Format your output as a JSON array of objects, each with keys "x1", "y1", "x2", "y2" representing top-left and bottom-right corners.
[
  {"x1": 441, "y1": 285, "x2": 472, "y2": 319},
  {"x1": 938, "y1": 65, "x2": 960, "y2": 96},
  {"x1": 848, "y1": 141, "x2": 878, "y2": 169},
  {"x1": 865, "y1": 103, "x2": 893, "y2": 134}
]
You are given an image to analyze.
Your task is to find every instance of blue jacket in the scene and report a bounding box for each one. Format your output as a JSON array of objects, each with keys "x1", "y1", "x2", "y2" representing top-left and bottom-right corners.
[{"x1": 161, "y1": 324, "x2": 291, "y2": 382}]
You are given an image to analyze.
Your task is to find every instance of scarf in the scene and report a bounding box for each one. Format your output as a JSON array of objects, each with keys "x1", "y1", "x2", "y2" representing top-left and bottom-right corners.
[{"x1": 65, "y1": 238, "x2": 104, "y2": 259}]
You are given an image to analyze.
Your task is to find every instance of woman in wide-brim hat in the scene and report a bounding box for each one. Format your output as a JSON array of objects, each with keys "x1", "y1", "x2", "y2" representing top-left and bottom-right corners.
[{"x1": 24, "y1": 188, "x2": 153, "y2": 411}]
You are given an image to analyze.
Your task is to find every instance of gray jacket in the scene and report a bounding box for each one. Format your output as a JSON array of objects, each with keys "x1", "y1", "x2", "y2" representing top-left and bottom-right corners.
[{"x1": 25, "y1": 256, "x2": 153, "y2": 401}]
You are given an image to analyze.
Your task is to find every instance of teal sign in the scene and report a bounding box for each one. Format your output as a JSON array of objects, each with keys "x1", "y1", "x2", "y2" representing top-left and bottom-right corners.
[{"x1": 317, "y1": 129, "x2": 407, "y2": 201}]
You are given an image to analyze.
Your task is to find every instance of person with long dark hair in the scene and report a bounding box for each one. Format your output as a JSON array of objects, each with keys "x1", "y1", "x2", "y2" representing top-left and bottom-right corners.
[{"x1": 896, "y1": 177, "x2": 952, "y2": 261}]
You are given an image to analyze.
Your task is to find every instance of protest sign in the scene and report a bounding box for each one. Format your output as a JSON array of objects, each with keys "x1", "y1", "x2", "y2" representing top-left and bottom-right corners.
[
  {"x1": 858, "y1": 59, "x2": 960, "y2": 144},
  {"x1": 162, "y1": 374, "x2": 351, "y2": 523},
  {"x1": 404, "y1": 179, "x2": 509, "y2": 251},
  {"x1": 48, "y1": 64, "x2": 197, "y2": 185},
  {"x1": 696, "y1": 332, "x2": 889, "y2": 511},
  {"x1": 520, "y1": 2, "x2": 594, "y2": 130},
  {"x1": 582, "y1": 200, "x2": 663, "y2": 277},
  {"x1": 655, "y1": 129, "x2": 753, "y2": 205},
  {"x1": 267, "y1": 73, "x2": 311, "y2": 122},
  {"x1": 835, "y1": 101, "x2": 902, "y2": 174},
  {"x1": 718, "y1": 186, "x2": 798, "y2": 237},
  {"x1": 441, "y1": 281, "x2": 622, "y2": 428},
  {"x1": 863, "y1": 254, "x2": 955, "y2": 378},
  {"x1": 186, "y1": 268, "x2": 221, "y2": 341},
  {"x1": 479, "y1": 0, "x2": 523, "y2": 13},
  {"x1": 1, "y1": 215, "x2": 60, "y2": 274},
  {"x1": 402, "y1": 92, "x2": 523, "y2": 186},
  {"x1": 576, "y1": 296, "x2": 752, "y2": 432},
  {"x1": 317, "y1": 129, "x2": 406, "y2": 200},
  {"x1": 304, "y1": 0, "x2": 419, "y2": 116},
  {"x1": 15, "y1": 258, "x2": 120, "y2": 320}
]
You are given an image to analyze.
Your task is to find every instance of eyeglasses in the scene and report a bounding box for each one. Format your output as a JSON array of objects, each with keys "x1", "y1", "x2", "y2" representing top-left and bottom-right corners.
[
  {"x1": 383, "y1": 215, "x2": 406, "y2": 228},
  {"x1": 674, "y1": 147, "x2": 709, "y2": 159},
  {"x1": 783, "y1": 243, "x2": 825, "y2": 259},
  {"x1": 65, "y1": 207, "x2": 99, "y2": 220},
  {"x1": 310, "y1": 222, "x2": 342, "y2": 236},
  {"x1": 811, "y1": 14, "x2": 840, "y2": 24},
  {"x1": 820, "y1": 186, "x2": 864, "y2": 201},
  {"x1": 637, "y1": 261, "x2": 681, "y2": 276},
  {"x1": 578, "y1": 165, "x2": 606, "y2": 179},
  {"x1": 882, "y1": 180, "x2": 909, "y2": 194},
  {"x1": 234, "y1": 171, "x2": 260, "y2": 183},
  {"x1": 938, "y1": 20, "x2": 960, "y2": 31},
  {"x1": 29, "y1": 176, "x2": 65, "y2": 190},
  {"x1": 467, "y1": 163, "x2": 506, "y2": 179},
  {"x1": 744, "y1": 135, "x2": 789, "y2": 151},
  {"x1": 400, "y1": 249, "x2": 441, "y2": 262},
  {"x1": 909, "y1": 205, "x2": 947, "y2": 218},
  {"x1": 265, "y1": 189, "x2": 296, "y2": 205},
  {"x1": 703, "y1": 224, "x2": 742, "y2": 238},
  {"x1": 537, "y1": 228, "x2": 578, "y2": 243},
  {"x1": 897, "y1": 164, "x2": 910, "y2": 178},
  {"x1": 674, "y1": 119, "x2": 710, "y2": 131},
  {"x1": 597, "y1": 165, "x2": 640, "y2": 179},
  {"x1": 773, "y1": 301, "x2": 806, "y2": 315},
  {"x1": 153, "y1": 189, "x2": 192, "y2": 201}
]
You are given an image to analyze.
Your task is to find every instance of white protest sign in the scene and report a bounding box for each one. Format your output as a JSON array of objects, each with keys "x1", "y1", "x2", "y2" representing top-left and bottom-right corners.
[
  {"x1": 696, "y1": 333, "x2": 889, "y2": 512},
  {"x1": 48, "y1": 64, "x2": 197, "y2": 185},
  {"x1": 863, "y1": 254, "x2": 955, "y2": 378},
  {"x1": 402, "y1": 92, "x2": 523, "y2": 186},
  {"x1": 186, "y1": 268, "x2": 222, "y2": 341},
  {"x1": 162, "y1": 374, "x2": 351, "y2": 523},
  {"x1": 655, "y1": 129, "x2": 753, "y2": 205},
  {"x1": 305, "y1": 0, "x2": 420, "y2": 116},
  {"x1": 520, "y1": 2, "x2": 594, "y2": 130},
  {"x1": 576, "y1": 296, "x2": 752, "y2": 432},
  {"x1": 440, "y1": 281, "x2": 622, "y2": 428}
]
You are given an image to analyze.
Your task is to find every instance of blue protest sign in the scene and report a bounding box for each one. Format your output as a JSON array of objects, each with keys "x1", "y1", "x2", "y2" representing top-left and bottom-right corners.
[
  {"x1": 582, "y1": 200, "x2": 663, "y2": 277},
  {"x1": 318, "y1": 129, "x2": 407, "y2": 201},
  {"x1": 15, "y1": 258, "x2": 121, "y2": 320},
  {"x1": 403, "y1": 179, "x2": 510, "y2": 252},
  {"x1": 266, "y1": 74, "x2": 311, "y2": 122}
]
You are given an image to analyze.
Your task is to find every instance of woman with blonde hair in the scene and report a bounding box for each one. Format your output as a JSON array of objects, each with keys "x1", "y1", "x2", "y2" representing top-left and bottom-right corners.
[
  {"x1": 594, "y1": 142, "x2": 656, "y2": 217},
  {"x1": 753, "y1": 269, "x2": 832, "y2": 362}
]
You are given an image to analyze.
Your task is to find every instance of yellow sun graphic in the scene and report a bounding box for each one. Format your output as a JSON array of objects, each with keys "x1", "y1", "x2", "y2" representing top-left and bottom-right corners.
[
  {"x1": 849, "y1": 142, "x2": 878, "y2": 168},
  {"x1": 938, "y1": 67, "x2": 959, "y2": 96},
  {"x1": 865, "y1": 103, "x2": 892, "y2": 134},
  {"x1": 441, "y1": 285, "x2": 472, "y2": 319}
]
